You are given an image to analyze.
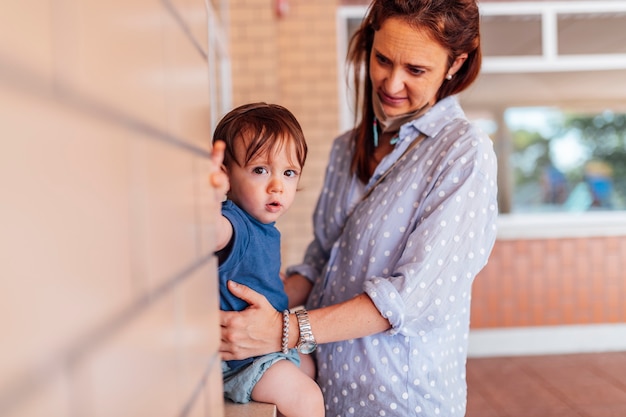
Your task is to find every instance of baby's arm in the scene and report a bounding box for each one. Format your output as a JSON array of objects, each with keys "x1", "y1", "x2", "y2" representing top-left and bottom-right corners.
[{"x1": 209, "y1": 141, "x2": 233, "y2": 252}]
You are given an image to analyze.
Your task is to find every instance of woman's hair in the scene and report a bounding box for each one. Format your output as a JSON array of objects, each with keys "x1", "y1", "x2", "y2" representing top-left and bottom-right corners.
[
  {"x1": 212, "y1": 102, "x2": 307, "y2": 170},
  {"x1": 347, "y1": 0, "x2": 482, "y2": 182}
]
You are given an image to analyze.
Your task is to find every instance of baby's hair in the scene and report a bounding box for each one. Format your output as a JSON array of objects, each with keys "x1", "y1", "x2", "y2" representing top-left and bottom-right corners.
[{"x1": 213, "y1": 102, "x2": 307, "y2": 170}]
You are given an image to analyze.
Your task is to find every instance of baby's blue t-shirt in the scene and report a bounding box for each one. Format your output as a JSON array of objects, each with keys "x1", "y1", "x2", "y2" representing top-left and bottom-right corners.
[{"x1": 218, "y1": 200, "x2": 287, "y2": 370}]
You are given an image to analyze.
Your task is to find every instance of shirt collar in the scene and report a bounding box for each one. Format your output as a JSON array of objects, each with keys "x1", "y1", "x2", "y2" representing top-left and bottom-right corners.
[{"x1": 395, "y1": 95, "x2": 465, "y2": 144}]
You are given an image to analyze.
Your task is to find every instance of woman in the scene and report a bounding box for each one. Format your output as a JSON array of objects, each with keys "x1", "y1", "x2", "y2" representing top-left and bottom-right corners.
[{"x1": 219, "y1": 0, "x2": 498, "y2": 415}]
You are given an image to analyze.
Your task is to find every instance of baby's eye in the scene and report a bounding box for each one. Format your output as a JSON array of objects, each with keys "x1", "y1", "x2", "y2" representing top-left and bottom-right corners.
[
  {"x1": 284, "y1": 169, "x2": 299, "y2": 178},
  {"x1": 252, "y1": 167, "x2": 268, "y2": 175}
]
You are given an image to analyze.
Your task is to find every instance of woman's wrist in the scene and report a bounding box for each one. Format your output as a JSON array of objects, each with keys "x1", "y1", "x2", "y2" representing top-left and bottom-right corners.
[
  {"x1": 288, "y1": 312, "x2": 299, "y2": 349},
  {"x1": 293, "y1": 308, "x2": 318, "y2": 354},
  {"x1": 281, "y1": 310, "x2": 290, "y2": 354},
  {"x1": 278, "y1": 309, "x2": 300, "y2": 352}
]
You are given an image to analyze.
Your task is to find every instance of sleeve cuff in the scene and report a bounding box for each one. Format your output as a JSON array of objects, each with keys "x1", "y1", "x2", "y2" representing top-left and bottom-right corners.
[
  {"x1": 363, "y1": 278, "x2": 406, "y2": 336},
  {"x1": 285, "y1": 263, "x2": 318, "y2": 284}
]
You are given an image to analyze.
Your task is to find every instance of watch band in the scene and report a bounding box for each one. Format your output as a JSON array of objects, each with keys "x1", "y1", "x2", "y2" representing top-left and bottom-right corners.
[{"x1": 295, "y1": 308, "x2": 317, "y2": 354}]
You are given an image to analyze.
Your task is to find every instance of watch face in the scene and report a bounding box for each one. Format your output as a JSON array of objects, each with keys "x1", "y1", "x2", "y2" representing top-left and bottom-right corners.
[{"x1": 298, "y1": 341, "x2": 317, "y2": 354}]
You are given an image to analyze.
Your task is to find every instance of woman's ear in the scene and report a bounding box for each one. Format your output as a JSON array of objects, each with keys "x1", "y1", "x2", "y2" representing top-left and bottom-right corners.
[{"x1": 448, "y1": 53, "x2": 468, "y2": 77}]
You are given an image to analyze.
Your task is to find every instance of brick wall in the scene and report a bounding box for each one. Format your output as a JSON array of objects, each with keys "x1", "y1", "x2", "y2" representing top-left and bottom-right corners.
[
  {"x1": 0, "y1": 1, "x2": 223, "y2": 416},
  {"x1": 228, "y1": 0, "x2": 340, "y2": 267},
  {"x1": 471, "y1": 236, "x2": 626, "y2": 328}
]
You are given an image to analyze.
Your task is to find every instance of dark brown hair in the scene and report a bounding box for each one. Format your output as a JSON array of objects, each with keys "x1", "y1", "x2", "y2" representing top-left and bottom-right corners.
[
  {"x1": 347, "y1": 0, "x2": 482, "y2": 182},
  {"x1": 212, "y1": 102, "x2": 307, "y2": 170}
]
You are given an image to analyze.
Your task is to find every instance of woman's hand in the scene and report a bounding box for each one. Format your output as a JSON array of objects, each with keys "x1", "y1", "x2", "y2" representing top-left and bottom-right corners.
[{"x1": 220, "y1": 280, "x2": 283, "y2": 361}]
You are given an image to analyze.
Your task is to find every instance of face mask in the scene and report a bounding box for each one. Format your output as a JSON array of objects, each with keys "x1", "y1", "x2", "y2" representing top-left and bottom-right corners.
[{"x1": 372, "y1": 91, "x2": 431, "y2": 134}]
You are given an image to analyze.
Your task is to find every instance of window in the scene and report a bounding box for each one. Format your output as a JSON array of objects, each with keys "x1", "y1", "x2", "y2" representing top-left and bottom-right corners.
[{"x1": 505, "y1": 107, "x2": 626, "y2": 213}]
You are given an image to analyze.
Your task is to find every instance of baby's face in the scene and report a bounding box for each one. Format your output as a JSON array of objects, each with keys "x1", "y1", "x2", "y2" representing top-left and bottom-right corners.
[{"x1": 226, "y1": 136, "x2": 302, "y2": 224}]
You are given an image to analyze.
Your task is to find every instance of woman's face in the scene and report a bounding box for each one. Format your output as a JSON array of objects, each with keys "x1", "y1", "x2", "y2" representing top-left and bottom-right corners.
[{"x1": 369, "y1": 16, "x2": 467, "y2": 117}]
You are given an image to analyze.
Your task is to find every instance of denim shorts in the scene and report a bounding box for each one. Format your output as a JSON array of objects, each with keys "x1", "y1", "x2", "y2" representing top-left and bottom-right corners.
[{"x1": 222, "y1": 349, "x2": 301, "y2": 404}]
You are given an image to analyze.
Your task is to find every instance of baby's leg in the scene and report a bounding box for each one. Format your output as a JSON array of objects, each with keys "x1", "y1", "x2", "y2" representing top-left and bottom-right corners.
[
  {"x1": 251, "y1": 359, "x2": 324, "y2": 417},
  {"x1": 298, "y1": 353, "x2": 317, "y2": 379}
]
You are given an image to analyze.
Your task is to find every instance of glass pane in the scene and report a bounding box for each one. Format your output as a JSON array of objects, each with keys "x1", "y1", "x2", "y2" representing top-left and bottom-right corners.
[
  {"x1": 506, "y1": 107, "x2": 626, "y2": 213},
  {"x1": 481, "y1": 14, "x2": 542, "y2": 57},
  {"x1": 558, "y1": 12, "x2": 626, "y2": 55}
]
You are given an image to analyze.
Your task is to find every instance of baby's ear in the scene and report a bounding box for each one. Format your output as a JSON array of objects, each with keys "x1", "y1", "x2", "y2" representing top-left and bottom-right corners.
[{"x1": 223, "y1": 166, "x2": 232, "y2": 196}]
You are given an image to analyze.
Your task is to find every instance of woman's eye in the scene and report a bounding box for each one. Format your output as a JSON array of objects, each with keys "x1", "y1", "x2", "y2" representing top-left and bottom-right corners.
[
  {"x1": 407, "y1": 66, "x2": 424, "y2": 76},
  {"x1": 375, "y1": 53, "x2": 390, "y2": 65}
]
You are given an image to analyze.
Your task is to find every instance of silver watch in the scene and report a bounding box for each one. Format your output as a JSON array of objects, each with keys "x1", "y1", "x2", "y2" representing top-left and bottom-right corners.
[{"x1": 295, "y1": 309, "x2": 317, "y2": 354}]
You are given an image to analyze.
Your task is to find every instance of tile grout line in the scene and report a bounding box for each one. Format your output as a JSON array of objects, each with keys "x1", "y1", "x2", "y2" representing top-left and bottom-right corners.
[
  {"x1": 0, "y1": 58, "x2": 211, "y2": 161},
  {"x1": 589, "y1": 354, "x2": 626, "y2": 396},
  {"x1": 0, "y1": 253, "x2": 215, "y2": 417},
  {"x1": 161, "y1": 0, "x2": 208, "y2": 60},
  {"x1": 178, "y1": 355, "x2": 220, "y2": 417}
]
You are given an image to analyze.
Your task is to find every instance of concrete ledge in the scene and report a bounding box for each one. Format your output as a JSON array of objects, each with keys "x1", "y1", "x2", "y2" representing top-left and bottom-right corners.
[
  {"x1": 224, "y1": 400, "x2": 276, "y2": 417},
  {"x1": 468, "y1": 323, "x2": 626, "y2": 357}
]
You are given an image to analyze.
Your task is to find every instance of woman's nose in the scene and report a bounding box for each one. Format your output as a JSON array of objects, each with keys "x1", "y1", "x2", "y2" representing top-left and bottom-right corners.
[{"x1": 384, "y1": 68, "x2": 404, "y2": 94}]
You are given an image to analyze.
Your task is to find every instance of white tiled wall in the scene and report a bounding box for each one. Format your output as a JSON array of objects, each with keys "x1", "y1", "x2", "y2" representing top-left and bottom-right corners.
[{"x1": 0, "y1": 1, "x2": 224, "y2": 416}]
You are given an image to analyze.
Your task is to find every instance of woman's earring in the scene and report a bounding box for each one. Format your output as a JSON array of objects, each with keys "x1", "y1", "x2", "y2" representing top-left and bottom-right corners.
[{"x1": 446, "y1": 74, "x2": 453, "y2": 80}]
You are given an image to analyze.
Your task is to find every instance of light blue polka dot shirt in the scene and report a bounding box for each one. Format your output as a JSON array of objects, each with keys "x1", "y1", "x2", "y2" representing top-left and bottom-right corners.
[{"x1": 286, "y1": 96, "x2": 498, "y2": 416}]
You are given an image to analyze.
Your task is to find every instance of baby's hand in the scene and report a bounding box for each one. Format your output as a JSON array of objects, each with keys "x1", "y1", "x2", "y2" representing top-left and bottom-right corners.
[{"x1": 209, "y1": 140, "x2": 229, "y2": 202}]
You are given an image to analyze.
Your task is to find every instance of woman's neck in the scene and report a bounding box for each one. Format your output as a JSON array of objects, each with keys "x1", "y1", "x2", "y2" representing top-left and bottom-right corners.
[{"x1": 368, "y1": 131, "x2": 396, "y2": 176}]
